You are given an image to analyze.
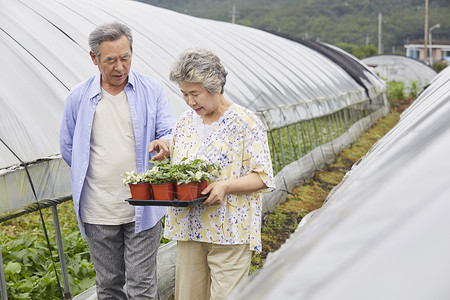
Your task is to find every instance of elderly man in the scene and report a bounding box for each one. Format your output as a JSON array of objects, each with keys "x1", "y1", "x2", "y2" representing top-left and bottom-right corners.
[{"x1": 60, "y1": 22, "x2": 176, "y2": 299}]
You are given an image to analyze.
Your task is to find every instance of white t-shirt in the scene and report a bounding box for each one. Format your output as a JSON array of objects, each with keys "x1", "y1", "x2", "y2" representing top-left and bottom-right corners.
[{"x1": 80, "y1": 88, "x2": 136, "y2": 225}]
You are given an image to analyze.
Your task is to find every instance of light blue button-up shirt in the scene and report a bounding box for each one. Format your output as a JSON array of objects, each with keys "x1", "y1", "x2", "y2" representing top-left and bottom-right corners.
[{"x1": 59, "y1": 70, "x2": 176, "y2": 238}]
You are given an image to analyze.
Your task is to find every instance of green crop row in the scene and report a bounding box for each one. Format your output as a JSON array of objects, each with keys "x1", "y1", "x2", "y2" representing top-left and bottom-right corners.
[{"x1": 268, "y1": 105, "x2": 370, "y2": 173}]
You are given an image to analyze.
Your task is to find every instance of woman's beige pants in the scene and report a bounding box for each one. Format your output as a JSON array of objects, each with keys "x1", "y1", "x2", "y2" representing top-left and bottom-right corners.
[{"x1": 175, "y1": 240, "x2": 253, "y2": 300}]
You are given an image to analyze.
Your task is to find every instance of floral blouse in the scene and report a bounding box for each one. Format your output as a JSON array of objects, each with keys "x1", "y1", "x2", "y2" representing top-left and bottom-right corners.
[{"x1": 164, "y1": 104, "x2": 275, "y2": 253}]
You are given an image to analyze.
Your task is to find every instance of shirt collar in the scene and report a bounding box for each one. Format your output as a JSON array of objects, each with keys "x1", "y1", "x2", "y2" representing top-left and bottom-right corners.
[
  {"x1": 88, "y1": 72, "x2": 102, "y2": 103},
  {"x1": 88, "y1": 70, "x2": 136, "y2": 102},
  {"x1": 126, "y1": 70, "x2": 136, "y2": 92}
]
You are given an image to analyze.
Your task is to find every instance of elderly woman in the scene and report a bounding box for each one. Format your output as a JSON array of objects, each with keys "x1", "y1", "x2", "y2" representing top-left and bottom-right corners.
[{"x1": 164, "y1": 48, "x2": 275, "y2": 300}]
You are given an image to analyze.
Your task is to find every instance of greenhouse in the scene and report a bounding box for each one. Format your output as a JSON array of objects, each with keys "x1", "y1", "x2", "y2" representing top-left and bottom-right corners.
[
  {"x1": 1, "y1": 0, "x2": 389, "y2": 298},
  {"x1": 362, "y1": 54, "x2": 437, "y2": 95},
  {"x1": 227, "y1": 66, "x2": 450, "y2": 300}
]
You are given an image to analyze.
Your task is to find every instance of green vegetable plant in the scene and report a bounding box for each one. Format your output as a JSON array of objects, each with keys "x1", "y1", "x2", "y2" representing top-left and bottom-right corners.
[
  {"x1": 0, "y1": 202, "x2": 95, "y2": 299},
  {"x1": 146, "y1": 157, "x2": 177, "y2": 184},
  {"x1": 122, "y1": 158, "x2": 222, "y2": 186},
  {"x1": 144, "y1": 157, "x2": 221, "y2": 185},
  {"x1": 407, "y1": 79, "x2": 420, "y2": 98}
]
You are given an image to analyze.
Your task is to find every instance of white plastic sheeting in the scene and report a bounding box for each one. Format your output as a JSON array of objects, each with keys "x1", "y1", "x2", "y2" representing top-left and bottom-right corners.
[
  {"x1": 227, "y1": 66, "x2": 450, "y2": 300},
  {"x1": 362, "y1": 54, "x2": 437, "y2": 94},
  {"x1": 0, "y1": 0, "x2": 385, "y2": 216}
]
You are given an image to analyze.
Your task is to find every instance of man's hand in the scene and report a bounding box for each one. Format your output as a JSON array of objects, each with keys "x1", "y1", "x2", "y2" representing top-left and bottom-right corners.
[{"x1": 148, "y1": 139, "x2": 170, "y2": 161}]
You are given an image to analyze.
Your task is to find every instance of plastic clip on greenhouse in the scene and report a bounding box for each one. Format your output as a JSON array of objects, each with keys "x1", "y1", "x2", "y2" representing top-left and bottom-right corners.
[{"x1": 1, "y1": 0, "x2": 389, "y2": 299}]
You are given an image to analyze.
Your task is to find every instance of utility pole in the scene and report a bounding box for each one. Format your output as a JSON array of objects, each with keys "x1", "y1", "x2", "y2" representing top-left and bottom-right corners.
[
  {"x1": 429, "y1": 23, "x2": 441, "y2": 65},
  {"x1": 228, "y1": 4, "x2": 240, "y2": 24},
  {"x1": 231, "y1": 3, "x2": 236, "y2": 24},
  {"x1": 378, "y1": 12, "x2": 383, "y2": 54},
  {"x1": 424, "y1": 0, "x2": 429, "y2": 64}
]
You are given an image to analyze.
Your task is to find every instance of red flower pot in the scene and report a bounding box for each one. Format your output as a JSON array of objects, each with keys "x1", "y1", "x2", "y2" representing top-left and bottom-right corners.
[
  {"x1": 151, "y1": 182, "x2": 175, "y2": 200},
  {"x1": 129, "y1": 182, "x2": 152, "y2": 200},
  {"x1": 176, "y1": 182, "x2": 199, "y2": 201},
  {"x1": 198, "y1": 180, "x2": 208, "y2": 198}
]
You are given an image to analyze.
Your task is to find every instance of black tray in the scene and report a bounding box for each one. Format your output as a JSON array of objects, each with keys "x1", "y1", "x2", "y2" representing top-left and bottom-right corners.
[{"x1": 125, "y1": 196, "x2": 207, "y2": 207}]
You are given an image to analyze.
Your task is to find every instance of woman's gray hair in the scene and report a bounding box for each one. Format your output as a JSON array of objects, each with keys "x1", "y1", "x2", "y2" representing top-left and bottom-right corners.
[
  {"x1": 169, "y1": 49, "x2": 228, "y2": 94},
  {"x1": 88, "y1": 22, "x2": 133, "y2": 58}
]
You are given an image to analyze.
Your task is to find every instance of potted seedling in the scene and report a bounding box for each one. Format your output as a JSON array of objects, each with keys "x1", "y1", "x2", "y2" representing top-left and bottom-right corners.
[
  {"x1": 198, "y1": 159, "x2": 221, "y2": 197},
  {"x1": 122, "y1": 170, "x2": 152, "y2": 200},
  {"x1": 144, "y1": 157, "x2": 222, "y2": 202},
  {"x1": 147, "y1": 158, "x2": 176, "y2": 200},
  {"x1": 174, "y1": 158, "x2": 221, "y2": 201}
]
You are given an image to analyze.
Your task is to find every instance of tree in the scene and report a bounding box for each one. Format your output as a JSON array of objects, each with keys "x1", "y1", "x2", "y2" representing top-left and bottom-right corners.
[{"x1": 334, "y1": 42, "x2": 378, "y2": 59}]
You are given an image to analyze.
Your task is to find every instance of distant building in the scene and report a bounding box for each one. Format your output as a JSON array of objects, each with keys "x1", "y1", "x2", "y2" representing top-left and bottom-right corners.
[{"x1": 404, "y1": 40, "x2": 450, "y2": 64}]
